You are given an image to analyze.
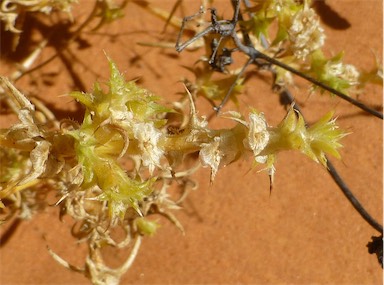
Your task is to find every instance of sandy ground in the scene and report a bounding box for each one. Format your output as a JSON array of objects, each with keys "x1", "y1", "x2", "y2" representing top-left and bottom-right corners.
[{"x1": 0, "y1": 1, "x2": 382, "y2": 284}]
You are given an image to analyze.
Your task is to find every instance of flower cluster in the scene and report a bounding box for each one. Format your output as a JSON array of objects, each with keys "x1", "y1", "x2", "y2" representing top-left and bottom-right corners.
[
  {"x1": 326, "y1": 60, "x2": 360, "y2": 87},
  {"x1": 308, "y1": 50, "x2": 361, "y2": 94},
  {"x1": 0, "y1": 57, "x2": 347, "y2": 284},
  {"x1": 288, "y1": 5, "x2": 325, "y2": 60},
  {"x1": 68, "y1": 58, "x2": 171, "y2": 219},
  {"x1": 262, "y1": 106, "x2": 346, "y2": 167}
]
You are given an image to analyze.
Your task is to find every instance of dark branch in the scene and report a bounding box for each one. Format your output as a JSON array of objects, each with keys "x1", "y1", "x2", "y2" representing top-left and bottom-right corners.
[{"x1": 232, "y1": 32, "x2": 383, "y2": 119}]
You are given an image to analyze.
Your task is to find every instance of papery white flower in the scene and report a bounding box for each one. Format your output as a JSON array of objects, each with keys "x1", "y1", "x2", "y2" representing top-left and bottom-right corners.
[
  {"x1": 113, "y1": 111, "x2": 134, "y2": 131},
  {"x1": 132, "y1": 122, "x2": 164, "y2": 174},
  {"x1": 326, "y1": 62, "x2": 360, "y2": 86},
  {"x1": 199, "y1": 136, "x2": 222, "y2": 182},
  {"x1": 326, "y1": 62, "x2": 343, "y2": 77},
  {"x1": 111, "y1": 106, "x2": 132, "y2": 122},
  {"x1": 221, "y1": 110, "x2": 247, "y2": 125},
  {"x1": 377, "y1": 65, "x2": 383, "y2": 80},
  {"x1": 187, "y1": 114, "x2": 209, "y2": 143},
  {"x1": 18, "y1": 140, "x2": 51, "y2": 185},
  {"x1": 192, "y1": 115, "x2": 208, "y2": 129},
  {"x1": 244, "y1": 112, "x2": 269, "y2": 158},
  {"x1": 288, "y1": 7, "x2": 325, "y2": 60},
  {"x1": 341, "y1": 64, "x2": 360, "y2": 86}
]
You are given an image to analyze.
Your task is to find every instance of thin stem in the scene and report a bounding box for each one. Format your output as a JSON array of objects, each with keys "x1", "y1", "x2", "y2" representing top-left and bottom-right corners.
[
  {"x1": 326, "y1": 160, "x2": 383, "y2": 233},
  {"x1": 257, "y1": 53, "x2": 384, "y2": 120},
  {"x1": 214, "y1": 57, "x2": 253, "y2": 112},
  {"x1": 119, "y1": 236, "x2": 142, "y2": 273},
  {"x1": 175, "y1": 6, "x2": 207, "y2": 52},
  {"x1": 232, "y1": 33, "x2": 383, "y2": 119}
]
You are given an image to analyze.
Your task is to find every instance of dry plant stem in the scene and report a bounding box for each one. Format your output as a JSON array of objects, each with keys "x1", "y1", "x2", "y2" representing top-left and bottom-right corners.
[
  {"x1": 135, "y1": 0, "x2": 212, "y2": 50},
  {"x1": 175, "y1": 6, "x2": 206, "y2": 52},
  {"x1": 213, "y1": 57, "x2": 253, "y2": 112},
  {"x1": 161, "y1": 0, "x2": 182, "y2": 33},
  {"x1": 47, "y1": 236, "x2": 142, "y2": 283},
  {"x1": 231, "y1": 33, "x2": 383, "y2": 119},
  {"x1": 326, "y1": 160, "x2": 383, "y2": 233},
  {"x1": 0, "y1": 76, "x2": 34, "y2": 111},
  {"x1": 175, "y1": 0, "x2": 240, "y2": 52},
  {"x1": 10, "y1": 39, "x2": 48, "y2": 81},
  {"x1": 254, "y1": 52, "x2": 383, "y2": 119}
]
